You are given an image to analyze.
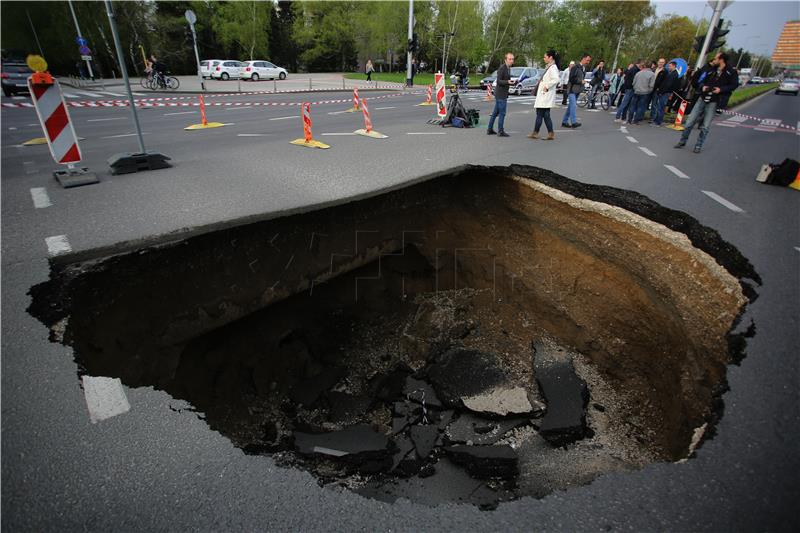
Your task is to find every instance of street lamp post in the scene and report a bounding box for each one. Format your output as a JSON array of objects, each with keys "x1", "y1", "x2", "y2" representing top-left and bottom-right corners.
[{"x1": 405, "y1": 0, "x2": 414, "y2": 87}]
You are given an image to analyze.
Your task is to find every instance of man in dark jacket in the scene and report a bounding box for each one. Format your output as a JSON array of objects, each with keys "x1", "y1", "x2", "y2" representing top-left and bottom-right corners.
[
  {"x1": 675, "y1": 52, "x2": 738, "y2": 153},
  {"x1": 652, "y1": 61, "x2": 680, "y2": 126},
  {"x1": 588, "y1": 59, "x2": 605, "y2": 109},
  {"x1": 615, "y1": 59, "x2": 641, "y2": 122},
  {"x1": 487, "y1": 52, "x2": 517, "y2": 137},
  {"x1": 562, "y1": 53, "x2": 590, "y2": 128}
]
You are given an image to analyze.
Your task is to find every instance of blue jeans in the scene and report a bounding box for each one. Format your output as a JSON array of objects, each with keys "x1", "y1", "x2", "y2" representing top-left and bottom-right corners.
[
  {"x1": 488, "y1": 98, "x2": 508, "y2": 132},
  {"x1": 534, "y1": 108, "x2": 553, "y2": 133},
  {"x1": 561, "y1": 92, "x2": 577, "y2": 125},
  {"x1": 652, "y1": 93, "x2": 669, "y2": 125},
  {"x1": 615, "y1": 89, "x2": 634, "y2": 119},
  {"x1": 679, "y1": 98, "x2": 717, "y2": 148}
]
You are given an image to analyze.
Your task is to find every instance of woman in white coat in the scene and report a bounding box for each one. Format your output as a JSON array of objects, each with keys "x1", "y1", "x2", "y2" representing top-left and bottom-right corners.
[{"x1": 528, "y1": 49, "x2": 561, "y2": 140}]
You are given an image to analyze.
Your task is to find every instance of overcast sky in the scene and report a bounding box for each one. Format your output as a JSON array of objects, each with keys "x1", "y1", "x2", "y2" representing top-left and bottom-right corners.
[{"x1": 652, "y1": 0, "x2": 800, "y2": 56}]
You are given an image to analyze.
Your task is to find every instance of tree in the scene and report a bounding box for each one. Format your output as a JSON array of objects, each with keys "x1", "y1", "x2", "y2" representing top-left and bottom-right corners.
[
  {"x1": 270, "y1": 1, "x2": 298, "y2": 70},
  {"x1": 292, "y1": 1, "x2": 358, "y2": 72},
  {"x1": 213, "y1": 0, "x2": 271, "y2": 61}
]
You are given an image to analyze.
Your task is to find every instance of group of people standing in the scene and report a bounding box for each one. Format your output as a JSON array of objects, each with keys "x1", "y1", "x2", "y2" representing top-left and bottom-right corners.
[{"x1": 485, "y1": 48, "x2": 739, "y2": 153}]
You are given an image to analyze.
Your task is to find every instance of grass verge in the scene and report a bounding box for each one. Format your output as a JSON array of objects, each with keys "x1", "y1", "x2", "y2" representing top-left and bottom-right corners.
[{"x1": 343, "y1": 72, "x2": 437, "y2": 86}]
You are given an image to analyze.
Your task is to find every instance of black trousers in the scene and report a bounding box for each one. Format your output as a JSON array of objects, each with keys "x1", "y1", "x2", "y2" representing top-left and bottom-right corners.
[{"x1": 534, "y1": 108, "x2": 554, "y2": 133}]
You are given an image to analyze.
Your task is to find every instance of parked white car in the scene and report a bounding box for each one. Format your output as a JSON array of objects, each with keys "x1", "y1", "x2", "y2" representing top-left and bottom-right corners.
[
  {"x1": 200, "y1": 59, "x2": 222, "y2": 79},
  {"x1": 775, "y1": 78, "x2": 799, "y2": 96},
  {"x1": 210, "y1": 60, "x2": 243, "y2": 80},
  {"x1": 240, "y1": 60, "x2": 288, "y2": 81}
]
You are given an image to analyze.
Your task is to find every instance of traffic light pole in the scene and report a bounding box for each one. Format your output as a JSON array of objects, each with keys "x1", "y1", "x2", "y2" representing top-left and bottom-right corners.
[
  {"x1": 67, "y1": 0, "x2": 94, "y2": 80},
  {"x1": 694, "y1": 0, "x2": 726, "y2": 70},
  {"x1": 405, "y1": 0, "x2": 414, "y2": 87}
]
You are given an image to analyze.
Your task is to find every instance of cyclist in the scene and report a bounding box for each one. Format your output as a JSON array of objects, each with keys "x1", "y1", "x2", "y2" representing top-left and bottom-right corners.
[
  {"x1": 588, "y1": 59, "x2": 605, "y2": 109},
  {"x1": 150, "y1": 55, "x2": 168, "y2": 88}
]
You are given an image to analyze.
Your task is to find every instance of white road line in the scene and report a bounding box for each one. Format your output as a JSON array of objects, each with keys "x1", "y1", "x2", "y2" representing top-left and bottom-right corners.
[
  {"x1": 664, "y1": 164, "x2": 690, "y2": 179},
  {"x1": 638, "y1": 146, "x2": 657, "y2": 157},
  {"x1": 754, "y1": 127, "x2": 775, "y2": 132},
  {"x1": 407, "y1": 132, "x2": 446, "y2": 135},
  {"x1": 795, "y1": 246, "x2": 800, "y2": 253},
  {"x1": 237, "y1": 133, "x2": 271, "y2": 136},
  {"x1": 131, "y1": 91, "x2": 147, "y2": 96},
  {"x1": 26, "y1": 123, "x2": 38, "y2": 127},
  {"x1": 100, "y1": 132, "x2": 148, "y2": 139},
  {"x1": 626, "y1": 136, "x2": 638, "y2": 143},
  {"x1": 87, "y1": 117, "x2": 126, "y2": 122},
  {"x1": 8, "y1": 126, "x2": 17, "y2": 130},
  {"x1": 97, "y1": 91, "x2": 125, "y2": 97},
  {"x1": 45, "y1": 235, "x2": 72, "y2": 256},
  {"x1": 63, "y1": 94, "x2": 80, "y2": 99},
  {"x1": 328, "y1": 110, "x2": 348, "y2": 115},
  {"x1": 702, "y1": 190, "x2": 745, "y2": 213},
  {"x1": 30, "y1": 187, "x2": 51, "y2": 208},
  {"x1": 225, "y1": 106, "x2": 252, "y2": 111},
  {"x1": 718, "y1": 122, "x2": 738, "y2": 128},
  {"x1": 81, "y1": 376, "x2": 130, "y2": 424},
  {"x1": 164, "y1": 111, "x2": 196, "y2": 116},
  {"x1": 12, "y1": 96, "x2": 25, "y2": 100},
  {"x1": 75, "y1": 91, "x2": 102, "y2": 98},
  {"x1": 586, "y1": 109, "x2": 600, "y2": 112},
  {"x1": 374, "y1": 106, "x2": 396, "y2": 110},
  {"x1": 269, "y1": 116, "x2": 296, "y2": 121},
  {"x1": 321, "y1": 132, "x2": 356, "y2": 136},
  {"x1": 620, "y1": 126, "x2": 628, "y2": 133}
]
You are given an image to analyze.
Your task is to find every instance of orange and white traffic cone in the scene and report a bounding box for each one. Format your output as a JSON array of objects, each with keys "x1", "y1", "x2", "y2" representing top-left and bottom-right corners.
[
  {"x1": 666, "y1": 100, "x2": 687, "y2": 131},
  {"x1": 789, "y1": 166, "x2": 800, "y2": 191},
  {"x1": 484, "y1": 84, "x2": 494, "y2": 101},
  {"x1": 354, "y1": 98, "x2": 387, "y2": 139},
  {"x1": 185, "y1": 94, "x2": 225, "y2": 129},
  {"x1": 417, "y1": 84, "x2": 436, "y2": 106},
  {"x1": 345, "y1": 88, "x2": 361, "y2": 112},
  {"x1": 290, "y1": 102, "x2": 330, "y2": 148}
]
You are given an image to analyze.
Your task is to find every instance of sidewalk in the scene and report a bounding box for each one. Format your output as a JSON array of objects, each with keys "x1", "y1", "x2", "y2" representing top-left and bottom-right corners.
[{"x1": 58, "y1": 72, "x2": 423, "y2": 94}]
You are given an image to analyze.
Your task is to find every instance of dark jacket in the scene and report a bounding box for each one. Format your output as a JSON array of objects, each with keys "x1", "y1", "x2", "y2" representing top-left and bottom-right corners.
[
  {"x1": 659, "y1": 69, "x2": 680, "y2": 95},
  {"x1": 495, "y1": 63, "x2": 512, "y2": 100},
  {"x1": 622, "y1": 65, "x2": 639, "y2": 91},
  {"x1": 652, "y1": 68, "x2": 667, "y2": 93},
  {"x1": 568, "y1": 63, "x2": 585, "y2": 93},
  {"x1": 590, "y1": 66, "x2": 605, "y2": 87},
  {"x1": 698, "y1": 65, "x2": 738, "y2": 103}
]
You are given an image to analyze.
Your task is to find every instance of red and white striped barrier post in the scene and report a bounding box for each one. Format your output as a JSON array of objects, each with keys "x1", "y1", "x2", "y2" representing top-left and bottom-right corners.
[
  {"x1": 484, "y1": 84, "x2": 494, "y2": 101},
  {"x1": 185, "y1": 93, "x2": 225, "y2": 130},
  {"x1": 417, "y1": 84, "x2": 436, "y2": 106},
  {"x1": 26, "y1": 55, "x2": 98, "y2": 187},
  {"x1": 435, "y1": 72, "x2": 447, "y2": 119},
  {"x1": 354, "y1": 98, "x2": 387, "y2": 138},
  {"x1": 346, "y1": 88, "x2": 361, "y2": 112},
  {"x1": 667, "y1": 99, "x2": 687, "y2": 131},
  {"x1": 290, "y1": 102, "x2": 330, "y2": 149}
]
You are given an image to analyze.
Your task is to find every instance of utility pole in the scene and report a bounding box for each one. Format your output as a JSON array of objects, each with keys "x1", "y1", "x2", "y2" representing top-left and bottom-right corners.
[
  {"x1": 405, "y1": 0, "x2": 414, "y2": 87},
  {"x1": 694, "y1": 0, "x2": 729, "y2": 71},
  {"x1": 26, "y1": 10, "x2": 45, "y2": 58},
  {"x1": 611, "y1": 26, "x2": 624, "y2": 73},
  {"x1": 67, "y1": 0, "x2": 94, "y2": 80}
]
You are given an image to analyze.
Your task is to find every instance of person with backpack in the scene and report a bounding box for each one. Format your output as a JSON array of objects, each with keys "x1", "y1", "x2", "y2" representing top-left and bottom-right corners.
[{"x1": 527, "y1": 49, "x2": 561, "y2": 140}]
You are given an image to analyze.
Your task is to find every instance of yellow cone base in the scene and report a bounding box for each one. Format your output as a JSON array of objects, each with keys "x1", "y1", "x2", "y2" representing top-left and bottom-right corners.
[
  {"x1": 417, "y1": 101, "x2": 436, "y2": 106},
  {"x1": 789, "y1": 177, "x2": 800, "y2": 190},
  {"x1": 345, "y1": 107, "x2": 360, "y2": 113},
  {"x1": 354, "y1": 129, "x2": 388, "y2": 139},
  {"x1": 666, "y1": 124, "x2": 685, "y2": 131},
  {"x1": 290, "y1": 138, "x2": 330, "y2": 149},
  {"x1": 22, "y1": 137, "x2": 47, "y2": 145},
  {"x1": 184, "y1": 122, "x2": 226, "y2": 130}
]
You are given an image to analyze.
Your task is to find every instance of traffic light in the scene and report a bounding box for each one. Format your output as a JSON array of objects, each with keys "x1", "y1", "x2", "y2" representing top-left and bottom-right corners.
[
  {"x1": 693, "y1": 35, "x2": 706, "y2": 54},
  {"x1": 408, "y1": 33, "x2": 419, "y2": 53},
  {"x1": 709, "y1": 19, "x2": 730, "y2": 52}
]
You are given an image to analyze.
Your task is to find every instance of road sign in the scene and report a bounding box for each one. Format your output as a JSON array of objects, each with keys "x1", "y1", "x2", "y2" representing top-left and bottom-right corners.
[
  {"x1": 80, "y1": 55, "x2": 92, "y2": 61},
  {"x1": 670, "y1": 58, "x2": 689, "y2": 78},
  {"x1": 435, "y1": 72, "x2": 447, "y2": 118},
  {"x1": 79, "y1": 45, "x2": 91, "y2": 55},
  {"x1": 76, "y1": 36, "x2": 87, "y2": 46},
  {"x1": 185, "y1": 9, "x2": 196, "y2": 25}
]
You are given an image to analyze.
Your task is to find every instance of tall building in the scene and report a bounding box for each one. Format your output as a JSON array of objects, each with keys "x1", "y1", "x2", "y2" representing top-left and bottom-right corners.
[{"x1": 772, "y1": 20, "x2": 800, "y2": 74}]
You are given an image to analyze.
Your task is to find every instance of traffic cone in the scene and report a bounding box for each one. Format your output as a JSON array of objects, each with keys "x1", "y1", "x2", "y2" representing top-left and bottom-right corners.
[
  {"x1": 290, "y1": 102, "x2": 330, "y2": 149},
  {"x1": 484, "y1": 85, "x2": 494, "y2": 101},
  {"x1": 185, "y1": 94, "x2": 225, "y2": 130},
  {"x1": 666, "y1": 100, "x2": 687, "y2": 131},
  {"x1": 345, "y1": 88, "x2": 361, "y2": 112},
  {"x1": 789, "y1": 167, "x2": 800, "y2": 191},
  {"x1": 417, "y1": 85, "x2": 436, "y2": 106},
  {"x1": 354, "y1": 99, "x2": 387, "y2": 139}
]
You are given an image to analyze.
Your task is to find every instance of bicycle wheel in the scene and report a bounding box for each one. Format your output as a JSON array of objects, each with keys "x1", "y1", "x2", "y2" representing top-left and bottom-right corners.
[
  {"x1": 147, "y1": 77, "x2": 158, "y2": 90},
  {"x1": 140, "y1": 76, "x2": 150, "y2": 89},
  {"x1": 600, "y1": 92, "x2": 610, "y2": 110},
  {"x1": 577, "y1": 92, "x2": 589, "y2": 107},
  {"x1": 166, "y1": 76, "x2": 180, "y2": 90}
]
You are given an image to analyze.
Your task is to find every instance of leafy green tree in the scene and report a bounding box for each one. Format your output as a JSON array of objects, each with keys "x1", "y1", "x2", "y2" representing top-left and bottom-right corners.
[
  {"x1": 292, "y1": 1, "x2": 358, "y2": 71},
  {"x1": 213, "y1": 0, "x2": 271, "y2": 60}
]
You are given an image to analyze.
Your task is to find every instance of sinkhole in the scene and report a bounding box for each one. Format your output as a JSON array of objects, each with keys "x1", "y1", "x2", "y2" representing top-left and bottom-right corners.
[{"x1": 28, "y1": 164, "x2": 759, "y2": 509}]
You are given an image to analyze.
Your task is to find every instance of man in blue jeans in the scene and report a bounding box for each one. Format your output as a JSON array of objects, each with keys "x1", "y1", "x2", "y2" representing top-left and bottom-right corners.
[
  {"x1": 487, "y1": 52, "x2": 517, "y2": 137},
  {"x1": 652, "y1": 61, "x2": 679, "y2": 126},
  {"x1": 562, "y1": 53, "x2": 590, "y2": 128},
  {"x1": 675, "y1": 52, "x2": 738, "y2": 153},
  {"x1": 614, "y1": 59, "x2": 641, "y2": 122}
]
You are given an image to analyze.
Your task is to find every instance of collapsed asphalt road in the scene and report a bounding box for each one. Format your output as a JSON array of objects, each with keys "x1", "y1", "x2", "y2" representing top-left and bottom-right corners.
[{"x1": 2, "y1": 89, "x2": 798, "y2": 530}]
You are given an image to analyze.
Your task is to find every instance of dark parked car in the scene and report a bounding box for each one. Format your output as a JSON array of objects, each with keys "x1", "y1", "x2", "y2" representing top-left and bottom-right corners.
[
  {"x1": 2, "y1": 62, "x2": 32, "y2": 97},
  {"x1": 480, "y1": 70, "x2": 497, "y2": 90}
]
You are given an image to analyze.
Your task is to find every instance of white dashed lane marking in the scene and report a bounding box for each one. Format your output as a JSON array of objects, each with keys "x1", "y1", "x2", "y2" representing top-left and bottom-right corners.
[
  {"x1": 45, "y1": 235, "x2": 72, "y2": 256},
  {"x1": 626, "y1": 136, "x2": 638, "y2": 143},
  {"x1": 702, "y1": 191, "x2": 745, "y2": 213},
  {"x1": 269, "y1": 116, "x2": 296, "y2": 121},
  {"x1": 374, "y1": 106, "x2": 396, "y2": 110},
  {"x1": 664, "y1": 165, "x2": 690, "y2": 179},
  {"x1": 638, "y1": 146, "x2": 657, "y2": 157},
  {"x1": 100, "y1": 132, "x2": 148, "y2": 139},
  {"x1": 321, "y1": 132, "x2": 356, "y2": 136},
  {"x1": 237, "y1": 133, "x2": 271, "y2": 137},
  {"x1": 407, "y1": 132, "x2": 446, "y2": 135},
  {"x1": 87, "y1": 117, "x2": 127, "y2": 122},
  {"x1": 30, "y1": 187, "x2": 51, "y2": 208}
]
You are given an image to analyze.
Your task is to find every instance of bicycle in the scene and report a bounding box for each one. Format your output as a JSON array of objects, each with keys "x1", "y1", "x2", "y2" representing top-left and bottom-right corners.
[
  {"x1": 147, "y1": 71, "x2": 180, "y2": 91},
  {"x1": 578, "y1": 86, "x2": 610, "y2": 110}
]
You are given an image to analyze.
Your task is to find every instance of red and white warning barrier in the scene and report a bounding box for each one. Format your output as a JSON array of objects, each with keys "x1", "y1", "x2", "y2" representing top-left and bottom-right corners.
[
  {"x1": 417, "y1": 84, "x2": 435, "y2": 106},
  {"x1": 290, "y1": 102, "x2": 329, "y2": 149},
  {"x1": 435, "y1": 72, "x2": 447, "y2": 118},
  {"x1": 28, "y1": 77, "x2": 81, "y2": 164},
  {"x1": 355, "y1": 98, "x2": 387, "y2": 138},
  {"x1": 484, "y1": 84, "x2": 493, "y2": 101}
]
